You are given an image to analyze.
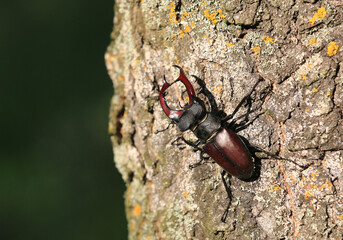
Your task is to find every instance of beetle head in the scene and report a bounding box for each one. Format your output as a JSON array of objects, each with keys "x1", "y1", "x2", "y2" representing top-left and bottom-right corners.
[{"x1": 159, "y1": 66, "x2": 207, "y2": 132}]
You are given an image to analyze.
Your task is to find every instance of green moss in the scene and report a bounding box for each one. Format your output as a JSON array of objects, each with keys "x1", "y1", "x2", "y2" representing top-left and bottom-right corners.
[{"x1": 143, "y1": 150, "x2": 153, "y2": 167}]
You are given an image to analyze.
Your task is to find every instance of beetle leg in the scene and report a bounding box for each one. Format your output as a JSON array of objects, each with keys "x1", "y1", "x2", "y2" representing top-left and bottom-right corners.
[
  {"x1": 231, "y1": 112, "x2": 264, "y2": 132},
  {"x1": 188, "y1": 150, "x2": 212, "y2": 169},
  {"x1": 170, "y1": 136, "x2": 213, "y2": 169},
  {"x1": 191, "y1": 75, "x2": 219, "y2": 114},
  {"x1": 183, "y1": 137, "x2": 201, "y2": 149},
  {"x1": 171, "y1": 136, "x2": 186, "y2": 149},
  {"x1": 222, "y1": 77, "x2": 261, "y2": 122},
  {"x1": 249, "y1": 145, "x2": 313, "y2": 169},
  {"x1": 227, "y1": 97, "x2": 252, "y2": 128},
  {"x1": 171, "y1": 136, "x2": 202, "y2": 151},
  {"x1": 188, "y1": 151, "x2": 204, "y2": 169},
  {"x1": 154, "y1": 121, "x2": 175, "y2": 134},
  {"x1": 220, "y1": 170, "x2": 232, "y2": 223},
  {"x1": 228, "y1": 87, "x2": 272, "y2": 131},
  {"x1": 181, "y1": 136, "x2": 202, "y2": 151}
]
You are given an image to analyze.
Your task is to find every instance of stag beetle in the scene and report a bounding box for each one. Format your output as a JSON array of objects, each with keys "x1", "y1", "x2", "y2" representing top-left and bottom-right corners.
[
  {"x1": 156, "y1": 65, "x2": 310, "y2": 222},
  {"x1": 158, "y1": 65, "x2": 259, "y2": 180}
]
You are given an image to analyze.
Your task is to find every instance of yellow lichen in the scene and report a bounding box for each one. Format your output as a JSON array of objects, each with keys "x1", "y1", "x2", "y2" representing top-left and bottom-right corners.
[
  {"x1": 311, "y1": 172, "x2": 318, "y2": 180},
  {"x1": 270, "y1": 185, "x2": 282, "y2": 191},
  {"x1": 309, "y1": 38, "x2": 317, "y2": 45},
  {"x1": 263, "y1": 36, "x2": 274, "y2": 45},
  {"x1": 166, "y1": 2, "x2": 175, "y2": 10},
  {"x1": 184, "y1": 25, "x2": 191, "y2": 33},
  {"x1": 319, "y1": 181, "x2": 333, "y2": 192},
  {"x1": 307, "y1": 7, "x2": 327, "y2": 26},
  {"x1": 203, "y1": 7, "x2": 224, "y2": 25},
  {"x1": 304, "y1": 190, "x2": 315, "y2": 200},
  {"x1": 134, "y1": 205, "x2": 142, "y2": 216},
  {"x1": 252, "y1": 46, "x2": 261, "y2": 55},
  {"x1": 213, "y1": 85, "x2": 222, "y2": 93},
  {"x1": 313, "y1": 88, "x2": 318, "y2": 92},
  {"x1": 167, "y1": 2, "x2": 179, "y2": 24},
  {"x1": 200, "y1": 1, "x2": 207, "y2": 8},
  {"x1": 226, "y1": 41, "x2": 234, "y2": 48},
  {"x1": 183, "y1": 192, "x2": 188, "y2": 198},
  {"x1": 118, "y1": 76, "x2": 125, "y2": 81},
  {"x1": 327, "y1": 42, "x2": 339, "y2": 56}
]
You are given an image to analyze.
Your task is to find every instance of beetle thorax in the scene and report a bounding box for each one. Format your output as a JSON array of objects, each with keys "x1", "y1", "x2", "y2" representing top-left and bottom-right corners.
[
  {"x1": 192, "y1": 113, "x2": 221, "y2": 143},
  {"x1": 175, "y1": 99, "x2": 206, "y2": 132}
]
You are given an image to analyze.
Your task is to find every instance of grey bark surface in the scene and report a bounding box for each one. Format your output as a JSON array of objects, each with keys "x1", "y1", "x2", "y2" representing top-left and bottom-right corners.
[{"x1": 105, "y1": 1, "x2": 343, "y2": 239}]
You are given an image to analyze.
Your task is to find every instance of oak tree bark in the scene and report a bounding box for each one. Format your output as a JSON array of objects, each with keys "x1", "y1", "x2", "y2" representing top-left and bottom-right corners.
[{"x1": 106, "y1": 1, "x2": 343, "y2": 239}]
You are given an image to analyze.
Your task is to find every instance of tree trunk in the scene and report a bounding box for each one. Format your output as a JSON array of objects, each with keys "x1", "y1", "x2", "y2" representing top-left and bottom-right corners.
[{"x1": 105, "y1": 1, "x2": 343, "y2": 239}]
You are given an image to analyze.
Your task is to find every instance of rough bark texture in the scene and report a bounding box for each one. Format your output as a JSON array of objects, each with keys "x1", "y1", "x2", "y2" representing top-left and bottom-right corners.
[{"x1": 105, "y1": 1, "x2": 343, "y2": 239}]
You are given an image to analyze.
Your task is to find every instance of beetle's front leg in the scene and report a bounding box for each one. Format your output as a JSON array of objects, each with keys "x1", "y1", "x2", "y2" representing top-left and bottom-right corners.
[{"x1": 191, "y1": 75, "x2": 219, "y2": 114}]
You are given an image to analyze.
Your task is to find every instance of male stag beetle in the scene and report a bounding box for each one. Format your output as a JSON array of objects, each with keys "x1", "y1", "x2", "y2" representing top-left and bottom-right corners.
[
  {"x1": 158, "y1": 65, "x2": 257, "y2": 180},
  {"x1": 156, "y1": 65, "x2": 309, "y2": 222}
]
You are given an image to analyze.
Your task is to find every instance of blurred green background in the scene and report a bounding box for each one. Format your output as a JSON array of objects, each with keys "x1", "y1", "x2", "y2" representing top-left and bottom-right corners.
[{"x1": 0, "y1": 0, "x2": 127, "y2": 239}]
